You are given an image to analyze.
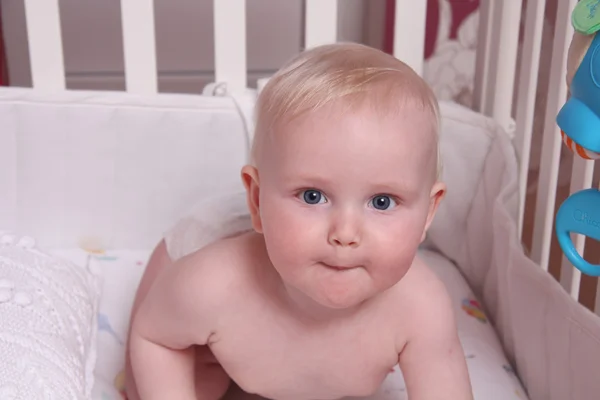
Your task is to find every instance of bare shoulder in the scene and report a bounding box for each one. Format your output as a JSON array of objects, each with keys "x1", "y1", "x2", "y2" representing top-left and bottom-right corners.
[
  {"x1": 131, "y1": 232, "x2": 258, "y2": 348},
  {"x1": 398, "y1": 256, "x2": 454, "y2": 327},
  {"x1": 384, "y1": 256, "x2": 453, "y2": 337},
  {"x1": 166, "y1": 231, "x2": 255, "y2": 294},
  {"x1": 177, "y1": 230, "x2": 258, "y2": 284},
  {"x1": 393, "y1": 255, "x2": 474, "y2": 399}
]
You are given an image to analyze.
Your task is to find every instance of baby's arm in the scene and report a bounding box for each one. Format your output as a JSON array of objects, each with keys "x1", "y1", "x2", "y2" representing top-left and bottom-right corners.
[
  {"x1": 398, "y1": 278, "x2": 473, "y2": 400},
  {"x1": 129, "y1": 251, "x2": 220, "y2": 400}
]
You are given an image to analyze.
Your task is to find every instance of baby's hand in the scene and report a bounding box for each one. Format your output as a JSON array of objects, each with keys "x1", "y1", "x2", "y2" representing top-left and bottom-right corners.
[{"x1": 398, "y1": 283, "x2": 473, "y2": 400}]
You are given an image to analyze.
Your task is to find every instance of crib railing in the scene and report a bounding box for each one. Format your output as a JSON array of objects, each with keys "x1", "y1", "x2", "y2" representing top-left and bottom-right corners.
[
  {"x1": 15, "y1": 0, "x2": 600, "y2": 315},
  {"x1": 510, "y1": 0, "x2": 600, "y2": 314}
]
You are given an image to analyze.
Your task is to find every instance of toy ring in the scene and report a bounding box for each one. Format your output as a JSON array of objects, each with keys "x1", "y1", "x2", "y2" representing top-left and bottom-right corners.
[{"x1": 555, "y1": 188, "x2": 600, "y2": 277}]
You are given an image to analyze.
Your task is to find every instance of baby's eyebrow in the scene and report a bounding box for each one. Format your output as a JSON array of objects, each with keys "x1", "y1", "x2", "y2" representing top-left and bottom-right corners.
[
  {"x1": 280, "y1": 172, "x2": 419, "y2": 195},
  {"x1": 283, "y1": 175, "x2": 331, "y2": 187},
  {"x1": 369, "y1": 180, "x2": 416, "y2": 194}
]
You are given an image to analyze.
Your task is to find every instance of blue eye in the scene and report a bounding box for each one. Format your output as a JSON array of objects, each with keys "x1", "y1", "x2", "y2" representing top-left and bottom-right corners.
[
  {"x1": 371, "y1": 195, "x2": 396, "y2": 210},
  {"x1": 302, "y1": 189, "x2": 326, "y2": 205}
]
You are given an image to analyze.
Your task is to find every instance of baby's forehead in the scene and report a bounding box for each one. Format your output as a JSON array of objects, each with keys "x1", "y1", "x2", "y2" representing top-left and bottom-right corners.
[
  {"x1": 277, "y1": 97, "x2": 436, "y2": 142},
  {"x1": 253, "y1": 86, "x2": 439, "y2": 175},
  {"x1": 266, "y1": 99, "x2": 439, "y2": 178},
  {"x1": 273, "y1": 102, "x2": 435, "y2": 159}
]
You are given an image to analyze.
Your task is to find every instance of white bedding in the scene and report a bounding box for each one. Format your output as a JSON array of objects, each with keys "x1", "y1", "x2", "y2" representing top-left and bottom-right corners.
[{"x1": 51, "y1": 247, "x2": 527, "y2": 400}]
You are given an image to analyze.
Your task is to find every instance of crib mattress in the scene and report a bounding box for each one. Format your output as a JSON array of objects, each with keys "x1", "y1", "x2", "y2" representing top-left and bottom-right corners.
[{"x1": 51, "y1": 247, "x2": 528, "y2": 400}]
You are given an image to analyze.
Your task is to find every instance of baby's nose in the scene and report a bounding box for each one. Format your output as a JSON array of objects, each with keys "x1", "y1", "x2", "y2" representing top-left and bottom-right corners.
[
  {"x1": 329, "y1": 236, "x2": 359, "y2": 248},
  {"x1": 328, "y1": 213, "x2": 361, "y2": 248}
]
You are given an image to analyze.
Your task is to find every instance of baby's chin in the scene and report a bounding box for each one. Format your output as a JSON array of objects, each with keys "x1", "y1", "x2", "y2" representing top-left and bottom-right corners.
[
  {"x1": 302, "y1": 270, "x2": 409, "y2": 312},
  {"x1": 299, "y1": 278, "x2": 379, "y2": 311},
  {"x1": 275, "y1": 263, "x2": 398, "y2": 313},
  {"x1": 312, "y1": 292, "x2": 370, "y2": 310}
]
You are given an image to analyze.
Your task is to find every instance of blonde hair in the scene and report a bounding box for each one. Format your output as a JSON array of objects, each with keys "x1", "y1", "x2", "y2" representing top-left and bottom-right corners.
[{"x1": 252, "y1": 42, "x2": 442, "y2": 178}]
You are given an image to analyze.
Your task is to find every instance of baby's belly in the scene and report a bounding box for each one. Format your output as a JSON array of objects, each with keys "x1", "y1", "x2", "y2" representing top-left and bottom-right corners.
[
  {"x1": 228, "y1": 363, "x2": 391, "y2": 400},
  {"x1": 212, "y1": 344, "x2": 396, "y2": 400}
]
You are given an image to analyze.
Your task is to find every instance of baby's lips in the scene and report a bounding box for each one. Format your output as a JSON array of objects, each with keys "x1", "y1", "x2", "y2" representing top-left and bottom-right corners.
[{"x1": 320, "y1": 262, "x2": 361, "y2": 270}]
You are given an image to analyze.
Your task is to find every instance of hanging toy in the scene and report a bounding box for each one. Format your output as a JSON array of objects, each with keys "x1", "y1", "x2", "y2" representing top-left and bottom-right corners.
[{"x1": 555, "y1": 0, "x2": 600, "y2": 276}]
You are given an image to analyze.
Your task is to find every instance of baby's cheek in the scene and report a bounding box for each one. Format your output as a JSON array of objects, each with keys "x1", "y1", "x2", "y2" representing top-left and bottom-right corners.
[
  {"x1": 371, "y1": 221, "x2": 422, "y2": 267},
  {"x1": 262, "y1": 206, "x2": 308, "y2": 248},
  {"x1": 379, "y1": 245, "x2": 415, "y2": 270}
]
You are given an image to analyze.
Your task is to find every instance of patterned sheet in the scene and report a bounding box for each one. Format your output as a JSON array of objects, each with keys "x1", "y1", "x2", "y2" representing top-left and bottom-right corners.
[{"x1": 52, "y1": 248, "x2": 529, "y2": 400}]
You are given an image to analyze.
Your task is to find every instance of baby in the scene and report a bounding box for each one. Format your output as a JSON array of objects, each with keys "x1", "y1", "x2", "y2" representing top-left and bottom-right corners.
[{"x1": 125, "y1": 42, "x2": 473, "y2": 400}]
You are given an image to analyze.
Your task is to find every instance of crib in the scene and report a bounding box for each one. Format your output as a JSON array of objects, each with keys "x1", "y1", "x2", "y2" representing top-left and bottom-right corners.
[{"x1": 1, "y1": 0, "x2": 599, "y2": 399}]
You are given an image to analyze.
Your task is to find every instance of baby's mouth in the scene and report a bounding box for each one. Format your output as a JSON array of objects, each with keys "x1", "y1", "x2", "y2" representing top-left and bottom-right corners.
[{"x1": 321, "y1": 262, "x2": 360, "y2": 271}]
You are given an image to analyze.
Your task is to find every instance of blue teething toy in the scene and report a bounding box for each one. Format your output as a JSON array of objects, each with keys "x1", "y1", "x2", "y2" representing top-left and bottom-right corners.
[
  {"x1": 555, "y1": 190, "x2": 600, "y2": 276},
  {"x1": 555, "y1": 0, "x2": 600, "y2": 276}
]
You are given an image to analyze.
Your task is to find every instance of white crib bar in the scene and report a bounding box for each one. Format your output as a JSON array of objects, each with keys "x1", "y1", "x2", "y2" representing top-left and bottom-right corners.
[
  {"x1": 473, "y1": 0, "x2": 494, "y2": 114},
  {"x1": 214, "y1": 0, "x2": 247, "y2": 91},
  {"x1": 23, "y1": 0, "x2": 65, "y2": 90},
  {"x1": 559, "y1": 158, "x2": 594, "y2": 299},
  {"x1": 514, "y1": 0, "x2": 546, "y2": 238},
  {"x1": 120, "y1": 0, "x2": 158, "y2": 94},
  {"x1": 393, "y1": 0, "x2": 427, "y2": 76},
  {"x1": 304, "y1": 0, "x2": 338, "y2": 49},
  {"x1": 486, "y1": 0, "x2": 522, "y2": 133},
  {"x1": 531, "y1": 0, "x2": 577, "y2": 270}
]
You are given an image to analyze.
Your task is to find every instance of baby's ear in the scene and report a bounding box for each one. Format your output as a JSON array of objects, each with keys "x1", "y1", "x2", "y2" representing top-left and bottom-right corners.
[
  {"x1": 241, "y1": 165, "x2": 263, "y2": 233},
  {"x1": 421, "y1": 181, "x2": 446, "y2": 242}
]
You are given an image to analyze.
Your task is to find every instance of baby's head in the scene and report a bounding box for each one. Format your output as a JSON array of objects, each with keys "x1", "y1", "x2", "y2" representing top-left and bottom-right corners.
[{"x1": 242, "y1": 43, "x2": 445, "y2": 312}]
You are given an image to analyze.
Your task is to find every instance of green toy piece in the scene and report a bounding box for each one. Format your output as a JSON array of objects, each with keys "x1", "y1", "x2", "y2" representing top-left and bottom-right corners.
[{"x1": 572, "y1": 0, "x2": 600, "y2": 35}]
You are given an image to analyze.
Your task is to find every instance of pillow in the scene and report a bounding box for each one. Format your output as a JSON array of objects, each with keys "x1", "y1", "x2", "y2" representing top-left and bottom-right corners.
[{"x1": 0, "y1": 232, "x2": 101, "y2": 399}]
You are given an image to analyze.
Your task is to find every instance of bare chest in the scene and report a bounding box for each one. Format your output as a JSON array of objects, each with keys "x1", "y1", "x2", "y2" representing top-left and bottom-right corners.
[{"x1": 209, "y1": 305, "x2": 400, "y2": 400}]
